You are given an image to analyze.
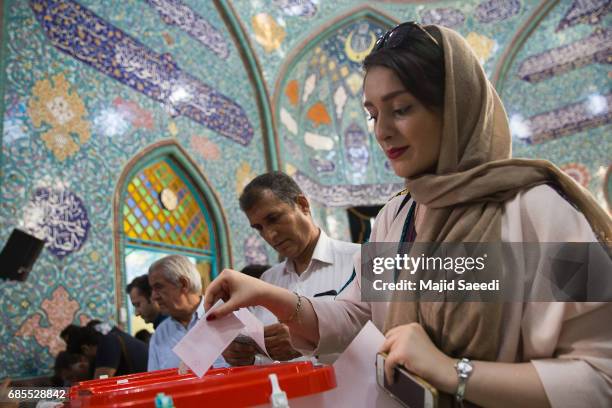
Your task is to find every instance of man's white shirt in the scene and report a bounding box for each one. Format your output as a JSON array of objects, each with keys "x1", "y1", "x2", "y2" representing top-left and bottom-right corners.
[{"x1": 252, "y1": 229, "x2": 359, "y2": 363}]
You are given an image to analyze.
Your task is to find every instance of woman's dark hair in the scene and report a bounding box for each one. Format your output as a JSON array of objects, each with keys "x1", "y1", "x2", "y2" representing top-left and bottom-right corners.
[{"x1": 363, "y1": 25, "x2": 445, "y2": 110}]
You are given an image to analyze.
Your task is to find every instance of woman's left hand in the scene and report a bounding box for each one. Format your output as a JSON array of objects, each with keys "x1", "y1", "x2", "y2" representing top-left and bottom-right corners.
[{"x1": 380, "y1": 323, "x2": 455, "y2": 392}]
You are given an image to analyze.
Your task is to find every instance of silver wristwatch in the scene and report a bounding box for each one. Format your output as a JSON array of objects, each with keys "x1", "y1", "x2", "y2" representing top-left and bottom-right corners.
[{"x1": 454, "y1": 357, "x2": 474, "y2": 407}]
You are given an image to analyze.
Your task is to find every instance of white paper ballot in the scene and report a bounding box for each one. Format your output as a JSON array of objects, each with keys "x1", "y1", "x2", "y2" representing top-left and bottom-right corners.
[
  {"x1": 173, "y1": 300, "x2": 245, "y2": 377},
  {"x1": 283, "y1": 321, "x2": 403, "y2": 408},
  {"x1": 328, "y1": 321, "x2": 403, "y2": 407}
]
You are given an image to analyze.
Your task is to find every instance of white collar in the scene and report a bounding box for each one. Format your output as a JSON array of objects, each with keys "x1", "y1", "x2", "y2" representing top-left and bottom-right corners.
[{"x1": 284, "y1": 229, "x2": 333, "y2": 275}]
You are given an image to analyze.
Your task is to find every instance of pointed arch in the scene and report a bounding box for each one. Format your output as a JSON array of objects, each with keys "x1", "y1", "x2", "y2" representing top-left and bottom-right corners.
[
  {"x1": 273, "y1": 5, "x2": 397, "y2": 115},
  {"x1": 112, "y1": 139, "x2": 231, "y2": 323},
  {"x1": 272, "y1": 5, "x2": 404, "y2": 203}
]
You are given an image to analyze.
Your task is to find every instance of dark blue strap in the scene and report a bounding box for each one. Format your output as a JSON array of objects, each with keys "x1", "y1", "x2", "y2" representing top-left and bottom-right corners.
[
  {"x1": 338, "y1": 193, "x2": 415, "y2": 296},
  {"x1": 336, "y1": 268, "x2": 356, "y2": 296},
  {"x1": 395, "y1": 193, "x2": 412, "y2": 218},
  {"x1": 394, "y1": 201, "x2": 417, "y2": 282},
  {"x1": 313, "y1": 289, "x2": 338, "y2": 297}
]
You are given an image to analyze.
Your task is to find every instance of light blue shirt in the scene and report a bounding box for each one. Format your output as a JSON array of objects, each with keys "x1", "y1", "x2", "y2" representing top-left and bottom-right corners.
[{"x1": 148, "y1": 297, "x2": 228, "y2": 371}]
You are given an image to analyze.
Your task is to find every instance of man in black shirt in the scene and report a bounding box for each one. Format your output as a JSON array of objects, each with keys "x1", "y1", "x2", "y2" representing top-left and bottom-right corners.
[{"x1": 67, "y1": 323, "x2": 148, "y2": 378}]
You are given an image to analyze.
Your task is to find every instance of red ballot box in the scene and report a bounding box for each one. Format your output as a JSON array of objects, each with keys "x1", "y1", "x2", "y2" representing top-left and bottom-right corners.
[{"x1": 68, "y1": 361, "x2": 336, "y2": 407}]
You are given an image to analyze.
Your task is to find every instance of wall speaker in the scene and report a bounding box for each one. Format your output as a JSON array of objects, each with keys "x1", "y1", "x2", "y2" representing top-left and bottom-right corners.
[{"x1": 0, "y1": 228, "x2": 45, "y2": 282}]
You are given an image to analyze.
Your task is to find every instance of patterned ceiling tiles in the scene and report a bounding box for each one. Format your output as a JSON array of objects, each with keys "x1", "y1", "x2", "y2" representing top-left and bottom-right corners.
[
  {"x1": 501, "y1": 0, "x2": 611, "y2": 205},
  {"x1": 231, "y1": 0, "x2": 542, "y2": 93}
]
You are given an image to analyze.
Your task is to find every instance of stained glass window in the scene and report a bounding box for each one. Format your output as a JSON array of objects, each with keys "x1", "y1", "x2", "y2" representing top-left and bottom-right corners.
[
  {"x1": 120, "y1": 154, "x2": 222, "y2": 335},
  {"x1": 123, "y1": 159, "x2": 213, "y2": 253}
]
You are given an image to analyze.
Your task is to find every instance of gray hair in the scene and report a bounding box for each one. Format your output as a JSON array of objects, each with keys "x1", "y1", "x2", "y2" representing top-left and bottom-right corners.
[{"x1": 148, "y1": 255, "x2": 202, "y2": 294}]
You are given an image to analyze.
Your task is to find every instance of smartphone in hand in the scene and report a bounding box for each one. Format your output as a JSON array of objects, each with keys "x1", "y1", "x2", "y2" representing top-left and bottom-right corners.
[
  {"x1": 376, "y1": 353, "x2": 438, "y2": 408},
  {"x1": 234, "y1": 334, "x2": 267, "y2": 356}
]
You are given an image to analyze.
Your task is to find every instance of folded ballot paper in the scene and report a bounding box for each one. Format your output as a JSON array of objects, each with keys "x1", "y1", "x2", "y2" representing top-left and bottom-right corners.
[
  {"x1": 173, "y1": 300, "x2": 270, "y2": 377},
  {"x1": 234, "y1": 308, "x2": 271, "y2": 359}
]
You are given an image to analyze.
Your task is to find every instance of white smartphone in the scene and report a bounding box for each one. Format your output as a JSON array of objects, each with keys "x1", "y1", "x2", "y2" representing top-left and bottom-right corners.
[{"x1": 376, "y1": 353, "x2": 438, "y2": 408}]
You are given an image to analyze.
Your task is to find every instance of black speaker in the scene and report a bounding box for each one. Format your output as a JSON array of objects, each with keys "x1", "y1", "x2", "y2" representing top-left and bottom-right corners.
[{"x1": 0, "y1": 228, "x2": 45, "y2": 282}]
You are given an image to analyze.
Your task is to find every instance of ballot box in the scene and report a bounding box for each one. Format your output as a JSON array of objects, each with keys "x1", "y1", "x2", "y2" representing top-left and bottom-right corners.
[{"x1": 68, "y1": 361, "x2": 336, "y2": 407}]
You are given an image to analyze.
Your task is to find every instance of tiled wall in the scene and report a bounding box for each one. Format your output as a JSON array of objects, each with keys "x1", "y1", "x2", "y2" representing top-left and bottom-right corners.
[
  {"x1": 0, "y1": 0, "x2": 272, "y2": 378},
  {"x1": 0, "y1": 0, "x2": 610, "y2": 378}
]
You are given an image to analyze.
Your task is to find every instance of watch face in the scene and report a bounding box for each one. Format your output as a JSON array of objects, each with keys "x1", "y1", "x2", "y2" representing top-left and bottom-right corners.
[{"x1": 159, "y1": 188, "x2": 178, "y2": 211}]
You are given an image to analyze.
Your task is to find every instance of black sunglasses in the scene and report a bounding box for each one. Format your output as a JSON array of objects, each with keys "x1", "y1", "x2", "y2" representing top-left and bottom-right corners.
[{"x1": 374, "y1": 22, "x2": 440, "y2": 51}]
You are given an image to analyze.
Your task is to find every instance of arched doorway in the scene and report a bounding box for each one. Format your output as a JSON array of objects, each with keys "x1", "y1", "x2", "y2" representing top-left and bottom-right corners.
[{"x1": 113, "y1": 140, "x2": 231, "y2": 333}]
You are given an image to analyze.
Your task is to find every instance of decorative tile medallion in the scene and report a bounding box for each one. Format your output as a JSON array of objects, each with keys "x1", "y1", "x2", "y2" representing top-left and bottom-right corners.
[
  {"x1": 16, "y1": 286, "x2": 79, "y2": 356},
  {"x1": 28, "y1": 73, "x2": 90, "y2": 161},
  {"x1": 23, "y1": 188, "x2": 90, "y2": 259}
]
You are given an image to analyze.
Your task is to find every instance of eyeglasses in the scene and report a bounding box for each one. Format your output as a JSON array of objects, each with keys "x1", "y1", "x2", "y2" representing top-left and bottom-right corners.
[{"x1": 374, "y1": 22, "x2": 440, "y2": 51}]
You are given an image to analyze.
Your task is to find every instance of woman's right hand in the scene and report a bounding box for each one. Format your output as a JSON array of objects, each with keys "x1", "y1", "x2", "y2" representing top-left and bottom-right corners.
[
  {"x1": 204, "y1": 268, "x2": 277, "y2": 320},
  {"x1": 206, "y1": 269, "x2": 321, "y2": 348}
]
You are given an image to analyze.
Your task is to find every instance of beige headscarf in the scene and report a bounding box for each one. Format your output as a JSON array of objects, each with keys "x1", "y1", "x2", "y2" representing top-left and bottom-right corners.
[{"x1": 384, "y1": 26, "x2": 612, "y2": 361}]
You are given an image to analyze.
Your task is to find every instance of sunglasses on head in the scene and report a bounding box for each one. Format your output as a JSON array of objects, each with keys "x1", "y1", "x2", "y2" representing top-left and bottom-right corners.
[{"x1": 374, "y1": 22, "x2": 440, "y2": 51}]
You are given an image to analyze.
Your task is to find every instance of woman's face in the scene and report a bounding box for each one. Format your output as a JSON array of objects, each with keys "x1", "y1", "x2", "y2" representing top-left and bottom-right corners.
[{"x1": 363, "y1": 66, "x2": 443, "y2": 179}]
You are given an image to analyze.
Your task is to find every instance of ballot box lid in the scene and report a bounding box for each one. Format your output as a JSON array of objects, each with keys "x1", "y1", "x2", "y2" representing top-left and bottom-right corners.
[{"x1": 69, "y1": 361, "x2": 336, "y2": 407}]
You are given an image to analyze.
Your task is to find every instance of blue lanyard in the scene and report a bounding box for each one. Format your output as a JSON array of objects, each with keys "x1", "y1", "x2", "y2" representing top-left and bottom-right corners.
[
  {"x1": 395, "y1": 200, "x2": 417, "y2": 282},
  {"x1": 337, "y1": 195, "x2": 417, "y2": 295}
]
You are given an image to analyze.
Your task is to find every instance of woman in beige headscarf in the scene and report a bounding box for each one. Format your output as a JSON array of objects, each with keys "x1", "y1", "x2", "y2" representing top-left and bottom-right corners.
[{"x1": 205, "y1": 24, "x2": 612, "y2": 407}]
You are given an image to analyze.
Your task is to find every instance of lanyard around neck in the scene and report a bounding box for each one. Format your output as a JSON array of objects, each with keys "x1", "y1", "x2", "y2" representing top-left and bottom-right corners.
[{"x1": 395, "y1": 200, "x2": 417, "y2": 282}]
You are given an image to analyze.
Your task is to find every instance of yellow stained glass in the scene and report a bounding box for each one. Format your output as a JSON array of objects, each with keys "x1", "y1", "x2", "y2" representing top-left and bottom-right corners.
[{"x1": 122, "y1": 160, "x2": 212, "y2": 250}]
